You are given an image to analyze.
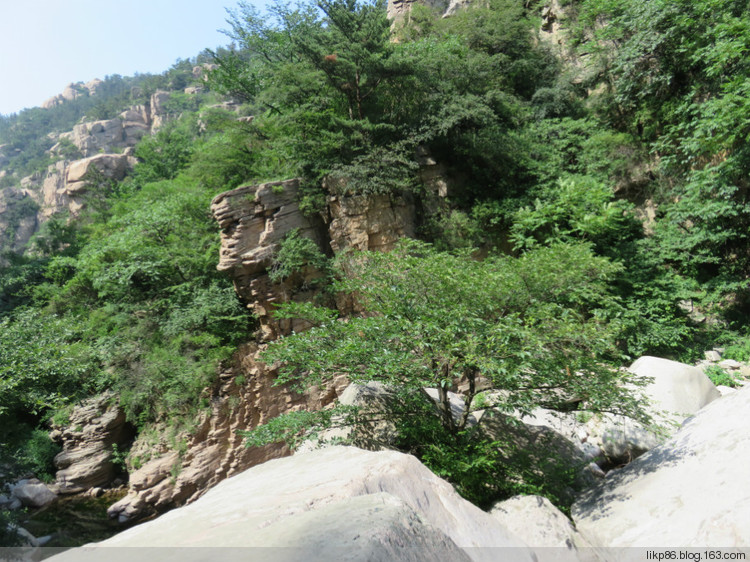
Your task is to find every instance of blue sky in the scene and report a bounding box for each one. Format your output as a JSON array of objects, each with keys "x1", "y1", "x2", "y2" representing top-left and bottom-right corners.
[{"x1": 0, "y1": 0, "x2": 266, "y2": 116}]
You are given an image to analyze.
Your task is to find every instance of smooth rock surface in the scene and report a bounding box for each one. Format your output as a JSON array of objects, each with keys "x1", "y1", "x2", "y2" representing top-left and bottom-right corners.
[
  {"x1": 491, "y1": 495, "x2": 597, "y2": 562},
  {"x1": 629, "y1": 356, "x2": 720, "y2": 424},
  {"x1": 66, "y1": 447, "x2": 532, "y2": 562},
  {"x1": 572, "y1": 385, "x2": 750, "y2": 547},
  {"x1": 10, "y1": 479, "x2": 57, "y2": 508}
]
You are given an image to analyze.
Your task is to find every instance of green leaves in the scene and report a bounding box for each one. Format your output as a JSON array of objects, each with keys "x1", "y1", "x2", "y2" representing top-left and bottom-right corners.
[
  {"x1": 264, "y1": 239, "x2": 639, "y2": 426},
  {"x1": 0, "y1": 309, "x2": 98, "y2": 419}
]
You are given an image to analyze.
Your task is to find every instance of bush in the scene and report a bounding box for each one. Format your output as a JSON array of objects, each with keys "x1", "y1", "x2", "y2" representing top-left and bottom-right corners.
[{"x1": 703, "y1": 365, "x2": 738, "y2": 388}]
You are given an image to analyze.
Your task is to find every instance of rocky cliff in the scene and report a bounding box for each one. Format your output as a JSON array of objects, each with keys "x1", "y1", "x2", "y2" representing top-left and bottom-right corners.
[
  {"x1": 0, "y1": 90, "x2": 178, "y2": 253},
  {"x1": 103, "y1": 174, "x2": 430, "y2": 523}
]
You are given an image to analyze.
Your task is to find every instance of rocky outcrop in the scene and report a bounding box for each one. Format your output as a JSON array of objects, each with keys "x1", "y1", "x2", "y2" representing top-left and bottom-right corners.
[
  {"x1": 106, "y1": 343, "x2": 349, "y2": 523},
  {"x1": 35, "y1": 153, "x2": 135, "y2": 219},
  {"x1": 326, "y1": 191, "x2": 415, "y2": 253},
  {"x1": 107, "y1": 178, "x2": 421, "y2": 522},
  {"x1": 50, "y1": 394, "x2": 133, "y2": 494},
  {"x1": 0, "y1": 187, "x2": 39, "y2": 254},
  {"x1": 62, "y1": 447, "x2": 533, "y2": 561},
  {"x1": 572, "y1": 384, "x2": 750, "y2": 547},
  {"x1": 211, "y1": 178, "x2": 329, "y2": 341},
  {"x1": 41, "y1": 80, "x2": 104, "y2": 109},
  {"x1": 149, "y1": 90, "x2": 172, "y2": 131},
  {"x1": 213, "y1": 179, "x2": 324, "y2": 277},
  {"x1": 211, "y1": 178, "x2": 416, "y2": 340}
]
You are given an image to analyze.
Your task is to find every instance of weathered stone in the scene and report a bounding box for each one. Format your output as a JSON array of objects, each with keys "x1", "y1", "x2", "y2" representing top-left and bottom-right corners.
[
  {"x1": 107, "y1": 343, "x2": 349, "y2": 524},
  {"x1": 10, "y1": 479, "x2": 57, "y2": 508},
  {"x1": 387, "y1": 0, "x2": 448, "y2": 21},
  {"x1": 490, "y1": 495, "x2": 597, "y2": 562},
  {"x1": 716, "y1": 385, "x2": 737, "y2": 396},
  {"x1": 52, "y1": 394, "x2": 131, "y2": 494},
  {"x1": 70, "y1": 118, "x2": 124, "y2": 156},
  {"x1": 210, "y1": 179, "x2": 327, "y2": 340},
  {"x1": 80, "y1": 447, "x2": 532, "y2": 561},
  {"x1": 512, "y1": 356, "x2": 720, "y2": 470},
  {"x1": 479, "y1": 412, "x2": 593, "y2": 504},
  {"x1": 705, "y1": 350, "x2": 722, "y2": 362},
  {"x1": 149, "y1": 90, "x2": 171, "y2": 131},
  {"x1": 192, "y1": 63, "x2": 218, "y2": 80},
  {"x1": 573, "y1": 385, "x2": 750, "y2": 547},
  {"x1": 629, "y1": 356, "x2": 720, "y2": 424},
  {"x1": 719, "y1": 359, "x2": 742, "y2": 370},
  {"x1": 66, "y1": 153, "x2": 131, "y2": 186},
  {"x1": 327, "y1": 192, "x2": 415, "y2": 253}
]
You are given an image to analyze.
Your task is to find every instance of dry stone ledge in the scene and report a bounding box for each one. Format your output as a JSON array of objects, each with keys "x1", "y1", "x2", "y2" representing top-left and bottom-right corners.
[
  {"x1": 211, "y1": 178, "x2": 323, "y2": 276},
  {"x1": 56, "y1": 447, "x2": 534, "y2": 562},
  {"x1": 572, "y1": 384, "x2": 750, "y2": 547}
]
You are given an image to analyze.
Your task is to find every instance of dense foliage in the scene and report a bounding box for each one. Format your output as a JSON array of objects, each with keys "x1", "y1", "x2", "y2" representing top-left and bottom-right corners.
[{"x1": 3, "y1": 0, "x2": 750, "y2": 520}]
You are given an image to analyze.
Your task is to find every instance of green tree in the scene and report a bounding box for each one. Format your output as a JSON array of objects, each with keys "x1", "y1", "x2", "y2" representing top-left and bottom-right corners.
[{"x1": 246, "y1": 240, "x2": 650, "y2": 504}]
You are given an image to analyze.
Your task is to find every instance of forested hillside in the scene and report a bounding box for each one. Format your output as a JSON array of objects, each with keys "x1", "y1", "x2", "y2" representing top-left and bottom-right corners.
[{"x1": 2, "y1": 0, "x2": 750, "y2": 545}]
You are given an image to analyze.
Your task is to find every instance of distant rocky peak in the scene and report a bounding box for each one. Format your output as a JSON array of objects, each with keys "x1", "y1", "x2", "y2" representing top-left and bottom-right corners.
[{"x1": 41, "y1": 78, "x2": 104, "y2": 109}]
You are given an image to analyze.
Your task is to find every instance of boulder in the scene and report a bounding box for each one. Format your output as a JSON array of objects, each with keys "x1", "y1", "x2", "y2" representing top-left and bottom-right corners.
[
  {"x1": 0, "y1": 493, "x2": 22, "y2": 510},
  {"x1": 70, "y1": 119, "x2": 124, "y2": 156},
  {"x1": 478, "y1": 411, "x2": 594, "y2": 503},
  {"x1": 10, "y1": 479, "x2": 56, "y2": 508},
  {"x1": 629, "y1": 356, "x2": 720, "y2": 423},
  {"x1": 572, "y1": 385, "x2": 750, "y2": 547},
  {"x1": 65, "y1": 153, "x2": 132, "y2": 193},
  {"x1": 58, "y1": 447, "x2": 532, "y2": 562},
  {"x1": 574, "y1": 356, "x2": 721, "y2": 467},
  {"x1": 314, "y1": 381, "x2": 399, "y2": 450},
  {"x1": 490, "y1": 495, "x2": 597, "y2": 562}
]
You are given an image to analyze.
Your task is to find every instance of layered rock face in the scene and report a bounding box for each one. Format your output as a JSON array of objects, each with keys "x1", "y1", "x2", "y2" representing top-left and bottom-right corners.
[
  {"x1": 211, "y1": 178, "x2": 415, "y2": 340},
  {"x1": 50, "y1": 394, "x2": 133, "y2": 494},
  {"x1": 211, "y1": 179, "x2": 330, "y2": 341},
  {"x1": 107, "y1": 179, "x2": 419, "y2": 523},
  {"x1": 107, "y1": 345, "x2": 349, "y2": 524}
]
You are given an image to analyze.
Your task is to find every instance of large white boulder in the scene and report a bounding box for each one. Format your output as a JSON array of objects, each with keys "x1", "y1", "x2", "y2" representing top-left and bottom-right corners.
[
  {"x1": 558, "y1": 356, "x2": 722, "y2": 468},
  {"x1": 49, "y1": 447, "x2": 533, "y2": 562},
  {"x1": 629, "y1": 356, "x2": 720, "y2": 424},
  {"x1": 572, "y1": 384, "x2": 750, "y2": 547},
  {"x1": 490, "y1": 495, "x2": 597, "y2": 562}
]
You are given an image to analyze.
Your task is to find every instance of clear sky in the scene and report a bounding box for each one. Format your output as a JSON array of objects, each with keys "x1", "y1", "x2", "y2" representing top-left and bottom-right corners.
[{"x1": 0, "y1": 0, "x2": 265, "y2": 116}]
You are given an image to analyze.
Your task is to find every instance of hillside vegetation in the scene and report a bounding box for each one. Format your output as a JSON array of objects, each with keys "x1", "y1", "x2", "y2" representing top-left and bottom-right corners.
[{"x1": 2, "y1": 0, "x2": 750, "y2": 523}]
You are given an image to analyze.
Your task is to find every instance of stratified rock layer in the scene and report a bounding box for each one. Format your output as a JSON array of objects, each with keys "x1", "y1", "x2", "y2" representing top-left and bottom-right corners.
[{"x1": 51, "y1": 394, "x2": 132, "y2": 494}]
